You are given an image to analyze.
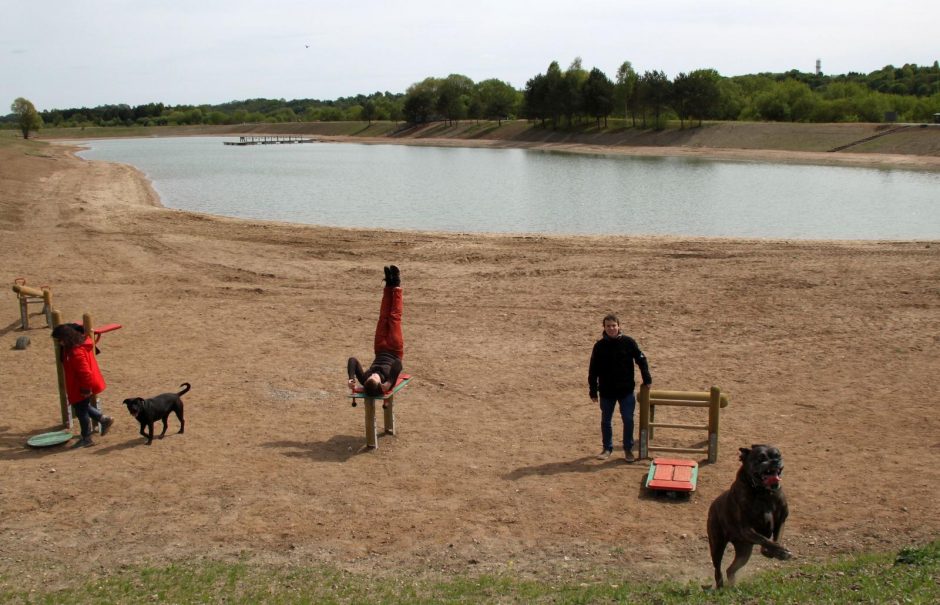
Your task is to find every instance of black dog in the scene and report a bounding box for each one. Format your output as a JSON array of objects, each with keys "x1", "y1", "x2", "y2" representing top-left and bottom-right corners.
[
  {"x1": 123, "y1": 383, "x2": 189, "y2": 445},
  {"x1": 707, "y1": 444, "x2": 791, "y2": 588}
]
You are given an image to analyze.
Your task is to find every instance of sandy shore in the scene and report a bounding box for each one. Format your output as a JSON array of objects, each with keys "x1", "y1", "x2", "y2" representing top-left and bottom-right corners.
[
  {"x1": 321, "y1": 134, "x2": 940, "y2": 170},
  {"x1": 1, "y1": 139, "x2": 938, "y2": 591}
]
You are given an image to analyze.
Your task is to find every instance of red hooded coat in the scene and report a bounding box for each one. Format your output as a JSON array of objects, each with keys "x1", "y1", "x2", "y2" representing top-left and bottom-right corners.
[{"x1": 61, "y1": 337, "x2": 106, "y2": 404}]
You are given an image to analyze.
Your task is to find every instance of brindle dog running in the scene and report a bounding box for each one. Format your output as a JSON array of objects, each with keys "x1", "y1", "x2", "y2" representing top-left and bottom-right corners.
[{"x1": 707, "y1": 444, "x2": 791, "y2": 588}]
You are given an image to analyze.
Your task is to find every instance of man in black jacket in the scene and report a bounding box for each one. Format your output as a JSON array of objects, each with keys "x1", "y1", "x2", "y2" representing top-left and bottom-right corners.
[{"x1": 588, "y1": 314, "x2": 652, "y2": 462}]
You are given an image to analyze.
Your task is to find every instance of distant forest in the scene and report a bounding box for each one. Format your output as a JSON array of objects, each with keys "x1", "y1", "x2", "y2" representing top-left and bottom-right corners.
[{"x1": 5, "y1": 60, "x2": 940, "y2": 130}]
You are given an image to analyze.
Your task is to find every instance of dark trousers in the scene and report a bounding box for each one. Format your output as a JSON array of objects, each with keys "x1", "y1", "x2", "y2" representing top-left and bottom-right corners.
[
  {"x1": 72, "y1": 398, "x2": 103, "y2": 439},
  {"x1": 599, "y1": 391, "x2": 636, "y2": 451}
]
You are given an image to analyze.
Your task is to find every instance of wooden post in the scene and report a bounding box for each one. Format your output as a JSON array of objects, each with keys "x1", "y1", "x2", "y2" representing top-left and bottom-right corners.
[
  {"x1": 707, "y1": 386, "x2": 721, "y2": 464},
  {"x1": 649, "y1": 399, "x2": 656, "y2": 441},
  {"x1": 383, "y1": 397, "x2": 395, "y2": 435},
  {"x1": 18, "y1": 295, "x2": 28, "y2": 330},
  {"x1": 42, "y1": 289, "x2": 53, "y2": 327},
  {"x1": 82, "y1": 313, "x2": 102, "y2": 432},
  {"x1": 51, "y1": 310, "x2": 71, "y2": 428},
  {"x1": 364, "y1": 398, "x2": 378, "y2": 448},
  {"x1": 638, "y1": 385, "x2": 650, "y2": 460}
]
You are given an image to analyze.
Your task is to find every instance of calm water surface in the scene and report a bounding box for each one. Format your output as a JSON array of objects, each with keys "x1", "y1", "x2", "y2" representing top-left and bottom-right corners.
[{"x1": 75, "y1": 136, "x2": 940, "y2": 239}]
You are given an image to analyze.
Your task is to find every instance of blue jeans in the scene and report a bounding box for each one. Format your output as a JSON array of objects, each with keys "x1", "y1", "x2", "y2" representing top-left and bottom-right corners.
[
  {"x1": 72, "y1": 398, "x2": 103, "y2": 439},
  {"x1": 599, "y1": 392, "x2": 636, "y2": 452}
]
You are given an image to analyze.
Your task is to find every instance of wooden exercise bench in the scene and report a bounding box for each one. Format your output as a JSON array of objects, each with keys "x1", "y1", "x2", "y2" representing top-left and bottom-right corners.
[
  {"x1": 11, "y1": 278, "x2": 53, "y2": 329},
  {"x1": 347, "y1": 374, "x2": 412, "y2": 449}
]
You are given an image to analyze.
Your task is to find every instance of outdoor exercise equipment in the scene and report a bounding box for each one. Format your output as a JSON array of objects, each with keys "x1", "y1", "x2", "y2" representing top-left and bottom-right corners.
[
  {"x1": 26, "y1": 310, "x2": 122, "y2": 448},
  {"x1": 638, "y1": 385, "x2": 729, "y2": 463},
  {"x1": 11, "y1": 278, "x2": 53, "y2": 329},
  {"x1": 347, "y1": 374, "x2": 412, "y2": 449},
  {"x1": 644, "y1": 457, "x2": 699, "y2": 494}
]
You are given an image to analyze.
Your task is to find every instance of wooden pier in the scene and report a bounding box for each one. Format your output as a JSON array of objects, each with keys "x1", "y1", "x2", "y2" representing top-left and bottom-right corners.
[{"x1": 223, "y1": 135, "x2": 317, "y2": 146}]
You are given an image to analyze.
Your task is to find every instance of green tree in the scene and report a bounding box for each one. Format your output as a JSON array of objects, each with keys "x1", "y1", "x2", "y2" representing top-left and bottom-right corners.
[
  {"x1": 582, "y1": 67, "x2": 615, "y2": 127},
  {"x1": 714, "y1": 78, "x2": 745, "y2": 119},
  {"x1": 562, "y1": 57, "x2": 588, "y2": 125},
  {"x1": 11, "y1": 97, "x2": 43, "y2": 139},
  {"x1": 268, "y1": 107, "x2": 296, "y2": 122},
  {"x1": 361, "y1": 100, "x2": 376, "y2": 124},
  {"x1": 523, "y1": 73, "x2": 549, "y2": 125},
  {"x1": 544, "y1": 61, "x2": 565, "y2": 127},
  {"x1": 476, "y1": 78, "x2": 518, "y2": 125},
  {"x1": 402, "y1": 78, "x2": 439, "y2": 124},
  {"x1": 344, "y1": 105, "x2": 363, "y2": 121},
  {"x1": 614, "y1": 61, "x2": 639, "y2": 125},
  {"x1": 672, "y1": 72, "x2": 695, "y2": 128},
  {"x1": 205, "y1": 111, "x2": 229, "y2": 125},
  {"x1": 318, "y1": 106, "x2": 344, "y2": 121},
  {"x1": 673, "y1": 69, "x2": 721, "y2": 127},
  {"x1": 436, "y1": 74, "x2": 473, "y2": 124},
  {"x1": 637, "y1": 70, "x2": 671, "y2": 129}
]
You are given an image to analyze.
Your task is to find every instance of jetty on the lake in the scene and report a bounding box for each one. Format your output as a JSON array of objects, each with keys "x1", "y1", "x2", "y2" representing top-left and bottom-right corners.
[{"x1": 223, "y1": 135, "x2": 317, "y2": 146}]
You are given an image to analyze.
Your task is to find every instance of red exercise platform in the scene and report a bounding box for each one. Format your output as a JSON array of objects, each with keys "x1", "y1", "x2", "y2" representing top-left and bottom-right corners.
[
  {"x1": 645, "y1": 458, "x2": 699, "y2": 492},
  {"x1": 348, "y1": 374, "x2": 412, "y2": 402}
]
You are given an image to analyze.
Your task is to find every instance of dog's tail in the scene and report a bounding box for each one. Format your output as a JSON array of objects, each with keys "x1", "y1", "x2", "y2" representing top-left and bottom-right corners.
[{"x1": 177, "y1": 382, "x2": 192, "y2": 396}]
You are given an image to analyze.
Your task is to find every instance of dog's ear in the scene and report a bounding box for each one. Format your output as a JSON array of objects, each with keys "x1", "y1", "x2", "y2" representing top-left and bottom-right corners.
[{"x1": 739, "y1": 447, "x2": 751, "y2": 462}]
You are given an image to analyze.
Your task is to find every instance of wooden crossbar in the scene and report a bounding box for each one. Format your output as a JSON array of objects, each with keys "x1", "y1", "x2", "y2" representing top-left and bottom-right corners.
[
  {"x1": 649, "y1": 395, "x2": 729, "y2": 407},
  {"x1": 649, "y1": 399, "x2": 712, "y2": 408},
  {"x1": 13, "y1": 284, "x2": 45, "y2": 297},
  {"x1": 648, "y1": 446, "x2": 708, "y2": 454},
  {"x1": 650, "y1": 422, "x2": 708, "y2": 431}
]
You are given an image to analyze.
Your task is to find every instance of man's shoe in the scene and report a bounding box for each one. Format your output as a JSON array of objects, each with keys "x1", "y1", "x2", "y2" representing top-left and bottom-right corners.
[
  {"x1": 71, "y1": 437, "x2": 95, "y2": 449},
  {"x1": 100, "y1": 416, "x2": 114, "y2": 436},
  {"x1": 624, "y1": 450, "x2": 635, "y2": 463},
  {"x1": 596, "y1": 449, "x2": 612, "y2": 460},
  {"x1": 388, "y1": 265, "x2": 401, "y2": 287}
]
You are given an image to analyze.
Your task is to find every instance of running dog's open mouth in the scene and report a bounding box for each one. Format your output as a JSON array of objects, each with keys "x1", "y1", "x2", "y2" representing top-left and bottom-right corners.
[{"x1": 762, "y1": 468, "x2": 783, "y2": 488}]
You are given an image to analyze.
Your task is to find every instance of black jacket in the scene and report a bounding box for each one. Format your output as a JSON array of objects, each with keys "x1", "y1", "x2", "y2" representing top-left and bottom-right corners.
[
  {"x1": 347, "y1": 352, "x2": 402, "y2": 389},
  {"x1": 588, "y1": 332, "x2": 652, "y2": 398}
]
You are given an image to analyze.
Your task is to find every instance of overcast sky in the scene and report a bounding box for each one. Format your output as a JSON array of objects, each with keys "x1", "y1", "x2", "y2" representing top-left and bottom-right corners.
[{"x1": 3, "y1": 0, "x2": 938, "y2": 112}]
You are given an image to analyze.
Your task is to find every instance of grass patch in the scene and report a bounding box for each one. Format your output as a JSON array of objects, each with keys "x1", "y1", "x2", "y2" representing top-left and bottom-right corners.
[
  {"x1": 0, "y1": 130, "x2": 46, "y2": 152},
  {"x1": 1, "y1": 542, "x2": 937, "y2": 604}
]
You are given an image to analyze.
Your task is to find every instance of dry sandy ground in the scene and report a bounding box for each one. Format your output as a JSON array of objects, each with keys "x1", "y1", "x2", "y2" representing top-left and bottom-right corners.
[{"x1": 0, "y1": 139, "x2": 938, "y2": 592}]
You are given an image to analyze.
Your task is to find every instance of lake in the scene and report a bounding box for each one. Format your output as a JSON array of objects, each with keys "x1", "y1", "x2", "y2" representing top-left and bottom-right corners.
[{"x1": 74, "y1": 136, "x2": 940, "y2": 239}]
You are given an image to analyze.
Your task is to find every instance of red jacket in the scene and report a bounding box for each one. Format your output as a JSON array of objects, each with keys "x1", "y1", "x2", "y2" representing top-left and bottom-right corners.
[{"x1": 61, "y1": 337, "x2": 106, "y2": 404}]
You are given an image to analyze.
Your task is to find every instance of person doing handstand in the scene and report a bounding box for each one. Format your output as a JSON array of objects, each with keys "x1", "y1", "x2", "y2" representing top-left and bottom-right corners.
[{"x1": 347, "y1": 265, "x2": 404, "y2": 398}]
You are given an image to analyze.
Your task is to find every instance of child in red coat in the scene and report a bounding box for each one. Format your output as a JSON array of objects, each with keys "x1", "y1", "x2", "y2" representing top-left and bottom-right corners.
[{"x1": 51, "y1": 324, "x2": 114, "y2": 448}]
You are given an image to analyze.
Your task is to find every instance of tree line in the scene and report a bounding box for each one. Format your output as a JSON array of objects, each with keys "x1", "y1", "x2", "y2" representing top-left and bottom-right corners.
[
  {"x1": 5, "y1": 60, "x2": 940, "y2": 135},
  {"x1": 521, "y1": 58, "x2": 940, "y2": 129}
]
